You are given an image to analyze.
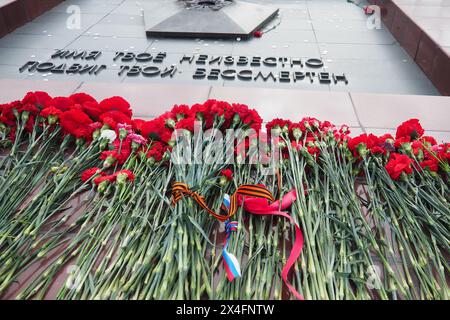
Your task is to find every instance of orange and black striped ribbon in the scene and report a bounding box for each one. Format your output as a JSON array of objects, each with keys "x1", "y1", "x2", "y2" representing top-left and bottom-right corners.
[{"x1": 171, "y1": 182, "x2": 274, "y2": 222}]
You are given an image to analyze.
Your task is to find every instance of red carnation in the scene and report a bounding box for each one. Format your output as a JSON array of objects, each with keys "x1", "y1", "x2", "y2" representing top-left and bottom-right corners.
[
  {"x1": 82, "y1": 101, "x2": 103, "y2": 120},
  {"x1": 396, "y1": 119, "x2": 424, "y2": 140},
  {"x1": 99, "y1": 111, "x2": 132, "y2": 130},
  {"x1": 60, "y1": 109, "x2": 93, "y2": 140},
  {"x1": 348, "y1": 134, "x2": 380, "y2": 157},
  {"x1": 22, "y1": 91, "x2": 52, "y2": 108},
  {"x1": 266, "y1": 118, "x2": 292, "y2": 134},
  {"x1": 385, "y1": 153, "x2": 413, "y2": 180},
  {"x1": 41, "y1": 106, "x2": 62, "y2": 118},
  {"x1": 254, "y1": 31, "x2": 263, "y2": 38},
  {"x1": 0, "y1": 102, "x2": 19, "y2": 123},
  {"x1": 170, "y1": 104, "x2": 191, "y2": 120},
  {"x1": 114, "y1": 169, "x2": 135, "y2": 183},
  {"x1": 421, "y1": 136, "x2": 437, "y2": 146},
  {"x1": 175, "y1": 116, "x2": 196, "y2": 133},
  {"x1": 81, "y1": 167, "x2": 104, "y2": 182},
  {"x1": 142, "y1": 117, "x2": 174, "y2": 143},
  {"x1": 370, "y1": 146, "x2": 386, "y2": 155},
  {"x1": 146, "y1": 141, "x2": 167, "y2": 162},
  {"x1": 51, "y1": 97, "x2": 75, "y2": 112},
  {"x1": 94, "y1": 174, "x2": 116, "y2": 185},
  {"x1": 132, "y1": 119, "x2": 146, "y2": 134},
  {"x1": 69, "y1": 93, "x2": 97, "y2": 105},
  {"x1": 99, "y1": 96, "x2": 132, "y2": 118},
  {"x1": 100, "y1": 141, "x2": 131, "y2": 165},
  {"x1": 419, "y1": 159, "x2": 439, "y2": 172},
  {"x1": 241, "y1": 109, "x2": 262, "y2": 131},
  {"x1": 220, "y1": 169, "x2": 233, "y2": 181},
  {"x1": 19, "y1": 103, "x2": 40, "y2": 115}
]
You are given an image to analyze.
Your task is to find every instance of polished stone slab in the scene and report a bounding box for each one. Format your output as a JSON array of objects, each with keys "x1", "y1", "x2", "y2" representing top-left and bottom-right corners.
[
  {"x1": 368, "y1": 0, "x2": 450, "y2": 95},
  {"x1": 0, "y1": 0, "x2": 64, "y2": 38},
  {"x1": 0, "y1": 0, "x2": 441, "y2": 96},
  {"x1": 144, "y1": 0, "x2": 279, "y2": 39}
]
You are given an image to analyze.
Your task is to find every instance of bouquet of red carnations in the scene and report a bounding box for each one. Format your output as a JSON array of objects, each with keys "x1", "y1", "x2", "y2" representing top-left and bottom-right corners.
[{"x1": 0, "y1": 92, "x2": 448, "y2": 300}]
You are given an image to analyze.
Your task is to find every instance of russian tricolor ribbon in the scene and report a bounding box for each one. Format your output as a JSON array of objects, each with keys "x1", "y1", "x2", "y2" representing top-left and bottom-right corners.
[
  {"x1": 171, "y1": 183, "x2": 304, "y2": 300},
  {"x1": 222, "y1": 219, "x2": 241, "y2": 281},
  {"x1": 221, "y1": 195, "x2": 241, "y2": 281}
]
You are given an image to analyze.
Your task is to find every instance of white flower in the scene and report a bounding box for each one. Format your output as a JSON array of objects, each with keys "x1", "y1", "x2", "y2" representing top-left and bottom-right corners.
[{"x1": 100, "y1": 129, "x2": 117, "y2": 143}]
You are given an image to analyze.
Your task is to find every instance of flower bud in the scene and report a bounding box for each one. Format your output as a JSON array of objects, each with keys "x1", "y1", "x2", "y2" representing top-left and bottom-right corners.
[
  {"x1": 103, "y1": 155, "x2": 117, "y2": 168},
  {"x1": 75, "y1": 138, "x2": 85, "y2": 147},
  {"x1": 219, "y1": 176, "x2": 229, "y2": 186},
  {"x1": 48, "y1": 115, "x2": 58, "y2": 125},
  {"x1": 292, "y1": 128, "x2": 302, "y2": 141},
  {"x1": 116, "y1": 172, "x2": 128, "y2": 185},
  {"x1": 21, "y1": 111, "x2": 30, "y2": 123},
  {"x1": 165, "y1": 118, "x2": 176, "y2": 129},
  {"x1": 146, "y1": 157, "x2": 156, "y2": 166},
  {"x1": 232, "y1": 114, "x2": 240, "y2": 125},
  {"x1": 98, "y1": 180, "x2": 109, "y2": 193}
]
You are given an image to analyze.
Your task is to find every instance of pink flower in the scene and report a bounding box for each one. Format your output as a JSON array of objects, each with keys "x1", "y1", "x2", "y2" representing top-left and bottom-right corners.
[{"x1": 128, "y1": 133, "x2": 148, "y2": 145}]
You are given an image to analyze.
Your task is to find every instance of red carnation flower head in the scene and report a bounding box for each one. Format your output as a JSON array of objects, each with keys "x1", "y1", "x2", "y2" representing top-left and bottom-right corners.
[
  {"x1": 300, "y1": 117, "x2": 320, "y2": 132},
  {"x1": 40, "y1": 106, "x2": 63, "y2": 125},
  {"x1": 394, "y1": 136, "x2": 412, "y2": 151},
  {"x1": 132, "y1": 119, "x2": 146, "y2": 134},
  {"x1": 370, "y1": 146, "x2": 386, "y2": 156},
  {"x1": 93, "y1": 174, "x2": 116, "y2": 185},
  {"x1": 175, "y1": 116, "x2": 197, "y2": 133},
  {"x1": 93, "y1": 174, "x2": 117, "y2": 193},
  {"x1": 22, "y1": 91, "x2": 52, "y2": 108},
  {"x1": 421, "y1": 136, "x2": 437, "y2": 147},
  {"x1": 419, "y1": 159, "x2": 439, "y2": 173},
  {"x1": 19, "y1": 103, "x2": 40, "y2": 123},
  {"x1": 146, "y1": 141, "x2": 168, "y2": 165},
  {"x1": 159, "y1": 111, "x2": 177, "y2": 129},
  {"x1": 99, "y1": 96, "x2": 132, "y2": 118},
  {"x1": 289, "y1": 123, "x2": 303, "y2": 141},
  {"x1": 170, "y1": 104, "x2": 191, "y2": 121},
  {"x1": 81, "y1": 167, "x2": 104, "y2": 182},
  {"x1": 60, "y1": 109, "x2": 94, "y2": 140},
  {"x1": 385, "y1": 153, "x2": 413, "y2": 180},
  {"x1": 219, "y1": 168, "x2": 233, "y2": 185},
  {"x1": 69, "y1": 93, "x2": 97, "y2": 105},
  {"x1": 241, "y1": 108, "x2": 262, "y2": 131},
  {"x1": 114, "y1": 169, "x2": 135, "y2": 184},
  {"x1": 191, "y1": 102, "x2": 214, "y2": 129},
  {"x1": 142, "y1": 117, "x2": 174, "y2": 144},
  {"x1": 51, "y1": 97, "x2": 75, "y2": 112},
  {"x1": 348, "y1": 134, "x2": 380, "y2": 158},
  {"x1": 1, "y1": 102, "x2": 20, "y2": 123},
  {"x1": 396, "y1": 119, "x2": 424, "y2": 141},
  {"x1": 229, "y1": 103, "x2": 260, "y2": 129},
  {"x1": 220, "y1": 169, "x2": 233, "y2": 181},
  {"x1": 82, "y1": 101, "x2": 102, "y2": 120},
  {"x1": 99, "y1": 111, "x2": 132, "y2": 130},
  {"x1": 254, "y1": 31, "x2": 263, "y2": 38},
  {"x1": 100, "y1": 150, "x2": 119, "y2": 167},
  {"x1": 206, "y1": 100, "x2": 229, "y2": 117},
  {"x1": 266, "y1": 118, "x2": 292, "y2": 135}
]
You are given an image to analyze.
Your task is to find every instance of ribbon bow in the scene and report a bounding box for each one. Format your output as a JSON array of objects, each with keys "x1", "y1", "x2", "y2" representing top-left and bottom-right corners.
[
  {"x1": 239, "y1": 189, "x2": 304, "y2": 300},
  {"x1": 171, "y1": 182, "x2": 274, "y2": 222},
  {"x1": 171, "y1": 182, "x2": 304, "y2": 300}
]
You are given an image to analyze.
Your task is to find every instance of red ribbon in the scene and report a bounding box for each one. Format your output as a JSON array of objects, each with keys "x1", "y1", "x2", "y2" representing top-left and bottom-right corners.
[{"x1": 239, "y1": 189, "x2": 304, "y2": 300}]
